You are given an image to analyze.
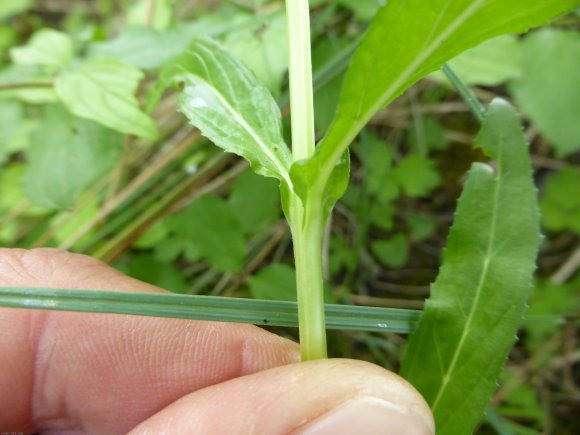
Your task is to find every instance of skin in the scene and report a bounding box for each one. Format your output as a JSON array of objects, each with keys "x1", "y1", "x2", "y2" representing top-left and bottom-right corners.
[{"x1": 0, "y1": 248, "x2": 433, "y2": 434}]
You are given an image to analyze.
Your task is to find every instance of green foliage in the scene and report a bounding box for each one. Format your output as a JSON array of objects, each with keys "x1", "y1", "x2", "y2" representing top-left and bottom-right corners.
[
  {"x1": 249, "y1": 263, "x2": 297, "y2": 301},
  {"x1": 296, "y1": 0, "x2": 577, "y2": 218},
  {"x1": 393, "y1": 154, "x2": 441, "y2": 198},
  {"x1": 512, "y1": 28, "x2": 580, "y2": 156},
  {"x1": 371, "y1": 234, "x2": 410, "y2": 269},
  {"x1": 228, "y1": 170, "x2": 281, "y2": 234},
  {"x1": 224, "y1": 12, "x2": 288, "y2": 96},
  {"x1": 164, "y1": 37, "x2": 292, "y2": 184},
  {"x1": 55, "y1": 58, "x2": 158, "y2": 139},
  {"x1": 90, "y1": 27, "x2": 191, "y2": 71},
  {"x1": 540, "y1": 168, "x2": 580, "y2": 233},
  {"x1": 167, "y1": 195, "x2": 246, "y2": 273},
  {"x1": 10, "y1": 29, "x2": 73, "y2": 70},
  {"x1": 0, "y1": 0, "x2": 32, "y2": 19},
  {"x1": 401, "y1": 100, "x2": 542, "y2": 434},
  {"x1": 23, "y1": 105, "x2": 121, "y2": 210},
  {"x1": 432, "y1": 35, "x2": 521, "y2": 86}
]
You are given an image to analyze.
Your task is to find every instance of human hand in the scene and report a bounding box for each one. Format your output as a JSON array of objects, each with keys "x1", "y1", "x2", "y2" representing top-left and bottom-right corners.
[{"x1": 0, "y1": 249, "x2": 434, "y2": 434}]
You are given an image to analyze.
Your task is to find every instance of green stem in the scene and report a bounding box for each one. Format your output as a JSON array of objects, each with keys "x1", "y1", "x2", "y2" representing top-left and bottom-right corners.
[
  {"x1": 285, "y1": 0, "x2": 327, "y2": 360},
  {"x1": 286, "y1": 0, "x2": 315, "y2": 161},
  {"x1": 441, "y1": 63, "x2": 485, "y2": 123},
  {"x1": 290, "y1": 195, "x2": 327, "y2": 360}
]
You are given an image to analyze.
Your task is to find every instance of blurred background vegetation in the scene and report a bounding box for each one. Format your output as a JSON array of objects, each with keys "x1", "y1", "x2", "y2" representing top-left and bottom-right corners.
[{"x1": 0, "y1": 1, "x2": 579, "y2": 433}]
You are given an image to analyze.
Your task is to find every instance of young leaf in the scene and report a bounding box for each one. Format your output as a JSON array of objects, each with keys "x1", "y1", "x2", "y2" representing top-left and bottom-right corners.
[
  {"x1": 163, "y1": 37, "x2": 292, "y2": 185},
  {"x1": 308, "y1": 0, "x2": 579, "y2": 205},
  {"x1": 400, "y1": 100, "x2": 542, "y2": 434},
  {"x1": 55, "y1": 58, "x2": 159, "y2": 139}
]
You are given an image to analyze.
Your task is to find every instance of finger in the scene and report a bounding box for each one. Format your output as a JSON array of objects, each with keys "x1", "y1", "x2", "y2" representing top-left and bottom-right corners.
[
  {"x1": 130, "y1": 358, "x2": 435, "y2": 435},
  {"x1": 0, "y1": 249, "x2": 299, "y2": 434}
]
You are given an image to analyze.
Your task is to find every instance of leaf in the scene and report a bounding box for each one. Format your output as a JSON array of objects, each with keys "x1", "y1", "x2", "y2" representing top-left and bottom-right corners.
[
  {"x1": 539, "y1": 168, "x2": 580, "y2": 234},
  {"x1": 55, "y1": 58, "x2": 158, "y2": 139},
  {"x1": 90, "y1": 27, "x2": 191, "y2": 70},
  {"x1": 165, "y1": 195, "x2": 246, "y2": 273},
  {"x1": 10, "y1": 28, "x2": 73, "y2": 70},
  {"x1": 224, "y1": 12, "x2": 288, "y2": 96},
  {"x1": 371, "y1": 234, "x2": 410, "y2": 268},
  {"x1": 249, "y1": 263, "x2": 297, "y2": 301},
  {"x1": 125, "y1": 254, "x2": 187, "y2": 294},
  {"x1": 393, "y1": 154, "x2": 441, "y2": 198},
  {"x1": 310, "y1": 0, "x2": 579, "y2": 202},
  {"x1": 23, "y1": 105, "x2": 122, "y2": 210},
  {"x1": 227, "y1": 170, "x2": 280, "y2": 234},
  {"x1": 400, "y1": 100, "x2": 542, "y2": 434},
  {"x1": 511, "y1": 28, "x2": 580, "y2": 157},
  {"x1": 431, "y1": 36, "x2": 521, "y2": 86},
  {"x1": 164, "y1": 37, "x2": 292, "y2": 184}
]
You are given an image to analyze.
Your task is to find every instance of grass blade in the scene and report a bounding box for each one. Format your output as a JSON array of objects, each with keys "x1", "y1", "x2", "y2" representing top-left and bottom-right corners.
[{"x1": 0, "y1": 287, "x2": 421, "y2": 334}]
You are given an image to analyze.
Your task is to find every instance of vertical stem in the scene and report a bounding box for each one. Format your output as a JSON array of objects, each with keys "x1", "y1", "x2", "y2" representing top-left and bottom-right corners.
[
  {"x1": 290, "y1": 197, "x2": 327, "y2": 360},
  {"x1": 285, "y1": 0, "x2": 327, "y2": 360},
  {"x1": 286, "y1": 0, "x2": 315, "y2": 161}
]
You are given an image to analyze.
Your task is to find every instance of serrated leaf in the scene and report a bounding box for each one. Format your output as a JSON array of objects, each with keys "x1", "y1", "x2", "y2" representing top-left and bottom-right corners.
[
  {"x1": 400, "y1": 100, "x2": 542, "y2": 434},
  {"x1": 393, "y1": 154, "x2": 441, "y2": 198},
  {"x1": 55, "y1": 58, "x2": 158, "y2": 139},
  {"x1": 164, "y1": 37, "x2": 292, "y2": 184},
  {"x1": 10, "y1": 28, "x2": 72, "y2": 69},
  {"x1": 511, "y1": 28, "x2": 580, "y2": 157},
  {"x1": 249, "y1": 264, "x2": 297, "y2": 301},
  {"x1": 23, "y1": 105, "x2": 122, "y2": 210},
  {"x1": 311, "y1": 0, "x2": 579, "y2": 198}
]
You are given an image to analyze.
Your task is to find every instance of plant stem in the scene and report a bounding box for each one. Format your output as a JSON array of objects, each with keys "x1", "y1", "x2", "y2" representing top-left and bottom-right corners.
[
  {"x1": 285, "y1": 0, "x2": 327, "y2": 360},
  {"x1": 441, "y1": 63, "x2": 485, "y2": 123},
  {"x1": 290, "y1": 196, "x2": 327, "y2": 360},
  {"x1": 286, "y1": 0, "x2": 315, "y2": 161}
]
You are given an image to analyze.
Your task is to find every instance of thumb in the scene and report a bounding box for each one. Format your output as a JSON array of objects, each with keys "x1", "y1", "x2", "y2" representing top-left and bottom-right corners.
[{"x1": 129, "y1": 359, "x2": 434, "y2": 435}]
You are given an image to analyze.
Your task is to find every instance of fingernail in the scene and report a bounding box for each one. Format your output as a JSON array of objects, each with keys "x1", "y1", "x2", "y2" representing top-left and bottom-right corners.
[{"x1": 292, "y1": 396, "x2": 434, "y2": 435}]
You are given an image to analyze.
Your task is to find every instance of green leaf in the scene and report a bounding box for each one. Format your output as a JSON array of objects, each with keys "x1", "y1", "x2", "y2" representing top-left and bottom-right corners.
[
  {"x1": 393, "y1": 154, "x2": 441, "y2": 198},
  {"x1": 164, "y1": 37, "x2": 292, "y2": 184},
  {"x1": 249, "y1": 263, "x2": 297, "y2": 301},
  {"x1": 400, "y1": 100, "x2": 542, "y2": 434},
  {"x1": 165, "y1": 195, "x2": 246, "y2": 273},
  {"x1": 0, "y1": 65, "x2": 58, "y2": 103},
  {"x1": 90, "y1": 27, "x2": 191, "y2": 70},
  {"x1": 431, "y1": 36, "x2": 521, "y2": 86},
  {"x1": 0, "y1": 100, "x2": 34, "y2": 164},
  {"x1": 310, "y1": 0, "x2": 579, "y2": 203},
  {"x1": 228, "y1": 170, "x2": 280, "y2": 234},
  {"x1": 10, "y1": 28, "x2": 72, "y2": 70},
  {"x1": 224, "y1": 12, "x2": 288, "y2": 96},
  {"x1": 55, "y1": 58, "x2": 158, "y2": 139},
  {"x1": 0, "y1": 0, "x2": 34, "y2": 19},
  {"x1": 125, "y1": 254, "x2": 187, "y2": 294},
  {"x1": 23, "y1": 105, "x2": 122, "y2": 210},
  {"x1": 511, "y1": 28, "x2": 580, "y2": 157},
  {"x1": 371, "y1": 234, "x2": 410, "y2": 269},
  {"x1": 539, "y1": 168, "x2": 580, "y2": 234}
]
